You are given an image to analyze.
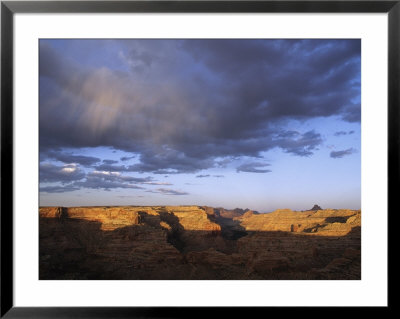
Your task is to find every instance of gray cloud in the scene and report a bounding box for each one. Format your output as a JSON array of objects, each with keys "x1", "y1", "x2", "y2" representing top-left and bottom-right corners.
[
  {"x1": 330, "y1": 148, "x2": 356, "y2": 158},
  {"x1": 124, "y1": 148, "x2": 216, "y2": 174},
  {"x1": 102, "y1": 159, "x2": 119, "y2": 164},
  {"x1": 146, "y1": 188, "x2": 189, "y2": 196},
  {"x1": 215, "y1": 158, "x2": 235, "y2": 168},
  {"x1": 40, "y1": 184, "x2": 80, "y2": 193},
  {"x1": 273, "y1": 130, "x2": 322, "y2": 157},
  {"x1": 40, "y1": 39, "x2": 360, "y2": 175},
  {"x1": 236, "y1": 162, "x2": 272, "y2": 173},
  {"x1": 142, "y1": 181, "x2": 173, "y2": 186},
  {"x1": 39, "y1": 168, "x2": 169, "y2": 193},
  {"x1": 40, "y1": 163, "x2": 85, "y2": 184},
  {"x1": 334, "y1": 130, "x2": 355, "y2": 136},
  {"x1": 196, "y1": 174, "x2": 224, "y2": 178},
  {"x1": 74, "y1": 171, "x2": 145, "y2": 190},
  {"x1": 120, "y1": 156, "x2": 135, "y2": 161},
  {"x1": 43, "y1": 151, "x2": 101, "y2": 167},
  {"x1": 94, "y1": 163, "x2": 129, "y2": 172},
  {"x1": 88, "y1": 170, "x2": 152, "y2": 183}
]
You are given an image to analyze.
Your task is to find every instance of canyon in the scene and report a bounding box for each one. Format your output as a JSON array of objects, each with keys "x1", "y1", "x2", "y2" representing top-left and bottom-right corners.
[{"x1": 39, "y1": 205, "x2": 361, "y2": 280}]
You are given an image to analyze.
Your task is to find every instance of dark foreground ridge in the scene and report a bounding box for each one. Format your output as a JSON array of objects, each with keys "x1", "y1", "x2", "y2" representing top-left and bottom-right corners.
[{"x1": 39, "y1": 206, "x2": 361, "y2": 280}]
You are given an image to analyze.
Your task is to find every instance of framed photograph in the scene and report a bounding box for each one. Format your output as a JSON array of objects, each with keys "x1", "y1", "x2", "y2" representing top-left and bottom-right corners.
[{"x1": 1, "y1": 0, "x2": 395, "y2": 316}]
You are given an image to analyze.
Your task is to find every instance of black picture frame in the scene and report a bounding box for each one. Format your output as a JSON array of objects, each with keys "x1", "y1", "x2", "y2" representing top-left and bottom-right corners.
[{"x1": 1, "y1": 0, "x2": 395, "y2": 317}]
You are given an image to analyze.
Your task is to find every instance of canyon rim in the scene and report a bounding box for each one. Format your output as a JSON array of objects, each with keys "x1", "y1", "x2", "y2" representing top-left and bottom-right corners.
[{"x1": 39, "y1": 205, "x2": 361, "y2": 280}]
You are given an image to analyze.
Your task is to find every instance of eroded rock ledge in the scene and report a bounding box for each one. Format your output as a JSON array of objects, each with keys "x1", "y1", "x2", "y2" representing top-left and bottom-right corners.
[{"x1": 39, "y1": 206, "x2": 361, "y2": 280}]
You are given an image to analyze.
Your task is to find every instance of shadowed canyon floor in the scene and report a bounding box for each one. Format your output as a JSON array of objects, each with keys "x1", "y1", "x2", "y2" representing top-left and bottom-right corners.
[{"x1": 39, "y1": 206, "x2": 361, "y2": 280}]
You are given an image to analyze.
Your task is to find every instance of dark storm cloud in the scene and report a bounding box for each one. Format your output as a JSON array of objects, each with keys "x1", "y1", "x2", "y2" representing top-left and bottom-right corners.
[
  {"x1": 40, "y1": 184, "x2": 80, "y2": 193},
  {"x1": 196, "y1": 174, "x2": 210, "y2": 178},
  {"x1": 182, "y1": 39, "x2": 360, "y2": 121},
  {"x1": 43, "y1": 151, "x2": 101, "y2": 167},
  {"x1": 40, "y1": 39, "x2": 360, "y2": 175},
  {"x1": 39, "y1": 163, "x2": 85, "y2": 183},
  {"x1": 236, "y1": 162, "x2": 272, "y2": 173},
  {"x1": 340, "y1": 103, "x2": 361, "y2": 123},
  {"x1": 330, "y1": 148, "x2": 356, "y2": 158}
]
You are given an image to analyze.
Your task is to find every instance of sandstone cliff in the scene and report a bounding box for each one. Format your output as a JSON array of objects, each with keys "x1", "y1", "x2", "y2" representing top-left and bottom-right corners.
[{"x1": 39, "y1": 206, "x2": 361, "y2": 280}]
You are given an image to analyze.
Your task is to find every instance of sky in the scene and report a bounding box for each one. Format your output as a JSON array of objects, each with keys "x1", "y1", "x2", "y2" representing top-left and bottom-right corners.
[{"x1": 39, "y1": 39, "x2": 361, "y2": 213}]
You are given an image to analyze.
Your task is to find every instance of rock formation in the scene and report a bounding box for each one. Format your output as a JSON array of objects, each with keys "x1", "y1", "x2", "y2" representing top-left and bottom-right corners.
[
  {"x1": 39, "y1": 205, "x2": 361, "y2": 280},
  {"x1": 310, "y1": 204, "x2": 322, "y2": 211}
]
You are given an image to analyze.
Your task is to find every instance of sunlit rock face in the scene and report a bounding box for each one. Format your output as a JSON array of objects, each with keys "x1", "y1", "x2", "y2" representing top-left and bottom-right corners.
[
  {"x1": 39, "y1": 206, "x2": 361, "y2": 280},
  {"x1": 236, "y1": 208, "x2": 360, "y2": 236}
]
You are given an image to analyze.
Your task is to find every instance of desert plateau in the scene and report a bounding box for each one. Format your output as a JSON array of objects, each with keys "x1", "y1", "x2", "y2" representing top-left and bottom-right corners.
[{"x1": 39, "y1": 205, "x2": 361, "y2": 280}]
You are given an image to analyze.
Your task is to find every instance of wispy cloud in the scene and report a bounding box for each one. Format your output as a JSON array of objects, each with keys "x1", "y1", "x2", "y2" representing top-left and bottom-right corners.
[
  {"x1": 120, "y1": 156, "x2": 135, "y2": 161},
  {"x1": 74, "y1": 175, "x2": 144, "y2": 191},
  {"x1": 102, "y1": 159, "x2": 119, "y2": 164},
  {"x1": 334, "y1": 130, "x2": 355, "y2": 136},
  {"x1": 40, "y1": 184, "x2": 80, "y2": 193},
  {"x1": 236, "y1": 162, "x2": 272, "y2": 173},
  {"x1": 196, "y1": 174, "x2": 224, "y2": 178},
  {"x1": 330, "y1": 148, "x2": 356, "y2": 158},
  {"x1": 89, "y1": 170, "x2": 151, "y2": 183},
  {"x1": 274, "y1": 130, "x2": 322, "y2": 157},
  {"x1": 146, "y1": 188, "x2": 189, "y2": 196},
  {"x1": 142, "y1": 181, "x2": 173, "y2": 186}
]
